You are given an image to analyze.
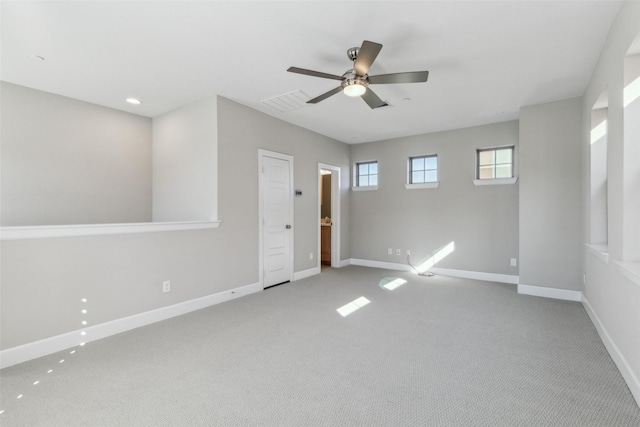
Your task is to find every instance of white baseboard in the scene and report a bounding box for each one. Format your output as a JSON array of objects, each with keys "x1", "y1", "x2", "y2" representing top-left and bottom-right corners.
[
  {"x1": 293, "y1": 266, "x2": 320, "y2": 281},
  {"x1": 517, "y1": 283, "x2": 582, "y2": 301},
  {"x1": 582, "y1": 296, "x2": 640, "y2": 407},
  {"x1": 348, "y1": 258, "x2": 519, "y2": 285},
  {"x1": 339, "y1": 259, "x2": 352, "y2": 268},
  {"x1": 430, "y1": 267, "x2": 519, "y2": 285},
  {"x1": 0, "y1": 281, "x2": 262, "y2": 369},
  {"x1": 349, "y1": 258, "x2": 413, "y2": 272}
]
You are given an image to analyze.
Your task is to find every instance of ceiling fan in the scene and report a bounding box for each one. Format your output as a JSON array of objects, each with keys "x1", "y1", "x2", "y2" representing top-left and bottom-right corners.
[{"x1": 287, "y1": 40, "x2": 429, "y2": 109}]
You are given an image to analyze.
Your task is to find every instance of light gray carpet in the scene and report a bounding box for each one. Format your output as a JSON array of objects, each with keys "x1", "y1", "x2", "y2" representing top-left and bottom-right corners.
[{"x1": 1, "y1": 266, "x2": 639, "y2": 426}]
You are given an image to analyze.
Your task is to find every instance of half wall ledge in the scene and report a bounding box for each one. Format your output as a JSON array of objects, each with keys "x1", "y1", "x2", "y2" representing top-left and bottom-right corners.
[{"x1": 0, "y1": 220, "x2": 222, "y2": 241}]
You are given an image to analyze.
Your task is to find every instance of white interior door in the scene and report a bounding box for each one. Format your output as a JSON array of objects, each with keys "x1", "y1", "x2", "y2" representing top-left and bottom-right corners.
[{"x1": 261, "y1": 153, "x2": 293, "y2": 288}]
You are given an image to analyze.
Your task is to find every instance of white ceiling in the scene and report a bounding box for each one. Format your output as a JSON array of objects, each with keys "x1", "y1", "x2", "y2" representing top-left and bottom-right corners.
[{"x1": 1, "y1": 1, "x2": 624, "y2": 144}]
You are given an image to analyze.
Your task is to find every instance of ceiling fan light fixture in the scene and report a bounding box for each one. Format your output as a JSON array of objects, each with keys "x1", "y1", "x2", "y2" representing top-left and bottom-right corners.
[{"x1": 342, "y1": 79, "x2": 367, "y2": 97}]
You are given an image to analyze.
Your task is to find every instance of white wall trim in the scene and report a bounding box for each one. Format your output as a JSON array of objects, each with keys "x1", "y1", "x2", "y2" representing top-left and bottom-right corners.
[
  {"x1": 431, "y1": 267, "x2": 519, "y2": 284},
  {"x1": 339, "y1": 259, "x2": 352, "y2": 268},
  {"x1": 0, "y1": 281, "x2": 261, "y2": 369},
  {"x1": 350, "y1": 258, "x2": 413, "y2": 272},
  {"x1": 351, "y1": 185, "x2": 378, "y2": 191},
  {"x1": 614, "y1": 261, "x2": 640, "y2": 289},
  {"x1": 586, "y1": 243, "x2": 610, "y2": 264},
  {"x1": 472, "y1": 177, "x2": 518, "y2": 186},
  {"x1": 0, "y1": 220, "x2": 222, "y2": 241},
  {"x1": 405, "y1": 182, "x2": 439, "y2": 190},
  {"x1": 582, "y1": 296, "x2": 640, "y2": 406},
  {"x1": 348, "y1": 258, "x2": 519, "y2": 284},
  {"x1": 293, "y1": 266, "x2": 320, "y2": 281},
  {"x1": 517, "y1": 283, "x2": 583, "y2": 301}
]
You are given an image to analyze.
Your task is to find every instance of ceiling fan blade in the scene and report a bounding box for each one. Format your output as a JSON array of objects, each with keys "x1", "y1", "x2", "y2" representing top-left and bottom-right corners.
[
  {"x1": 308, "y1": 86, "x2": 343, "y2": 104},
  {"x1": 353, "y1": 40, "x2": 382, "y2": 76},
  {"x1": 369, "y1": 71, "x2": 429, "y2": 85},
  {"x1": 361, "y1": 88, "x2": 388, "y2": 109},
  {"x1": 287, "y1": 67, "x2": 344, "y2": 81}
]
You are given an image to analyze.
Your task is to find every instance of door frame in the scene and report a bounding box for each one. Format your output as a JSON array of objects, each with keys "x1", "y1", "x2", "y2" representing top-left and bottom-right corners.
[
  {"x1": 318, "y1": 163, "x2": 341, "y2": 268},
  {"x1": 258, "y1": 149, "x2": 294, "y2": 289}
]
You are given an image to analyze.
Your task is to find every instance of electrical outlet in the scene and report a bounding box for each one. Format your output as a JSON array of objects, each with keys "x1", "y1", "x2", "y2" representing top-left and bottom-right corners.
[
  {"x1": 309, "y1": 252, "x2": 313, "y2": 260},
  {"x1": 396, "y1": 249, "x2": 401, "y2": 256},
  {"x1": 583, "y1": 273, "x2": 586, "y2": 284},
  {"x1": 162, "y1": 280, "x2": 171, "y2": 293},
  {"x1": 388, "y1": 248, "x2": 393, "y2": 255},
  {"x1": 510, "y1": 258, "x2": 517, "y2": 267}
]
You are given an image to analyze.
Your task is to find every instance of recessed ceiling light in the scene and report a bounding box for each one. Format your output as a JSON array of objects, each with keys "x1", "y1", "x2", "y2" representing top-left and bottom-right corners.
[{"x1": 126, "y1": 98, "x2": 142, "y2": 105}]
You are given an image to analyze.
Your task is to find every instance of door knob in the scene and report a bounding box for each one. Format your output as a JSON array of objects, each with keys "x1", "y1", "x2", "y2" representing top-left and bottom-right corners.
[{"x1": 285, "y1": 224, "x2": 292, "y2": 229}]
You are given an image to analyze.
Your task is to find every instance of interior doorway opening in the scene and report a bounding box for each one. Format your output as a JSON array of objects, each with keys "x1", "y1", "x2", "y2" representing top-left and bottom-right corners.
[{"x1": 318, "y1": 163, "x2": 340, "y2": 271}]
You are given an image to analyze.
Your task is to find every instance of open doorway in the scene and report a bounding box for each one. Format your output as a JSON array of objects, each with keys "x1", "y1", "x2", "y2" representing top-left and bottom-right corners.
[{"x1": 318, "y1": 163, "x2": 340, "y2": 271}]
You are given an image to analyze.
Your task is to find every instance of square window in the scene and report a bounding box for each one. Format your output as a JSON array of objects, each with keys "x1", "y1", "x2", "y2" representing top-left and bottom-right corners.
[
  {"x1": 356, "y1": 161, "x2": 378, "y2": 187},
  {"x1": 477, "y1": 147, "x2": 514, "y2": 180},
  {"x1": 409, "y1": 155, "x2": 438, "y2": 184}
]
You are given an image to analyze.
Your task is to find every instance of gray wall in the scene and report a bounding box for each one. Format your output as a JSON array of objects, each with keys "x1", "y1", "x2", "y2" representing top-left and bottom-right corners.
[
  {"x1": 0, "y1": 96, "x2": 351, "y2": 349},
  {"x1": 519, "y1": 98, "x2": 583, "y2": 291},
  {"x1": 349, "y1": 121, "x2": 519, "y2": 276},
  {"x1": 0, "y1": 229, "x2": 236, "y2": 348},
  {"x1": 581, "y1": 0, "x2": 640, "y2": 402},
  {"x1": 217, "y1": 97, "x2": 351, "y2": 274},
  {"x1": 0, "y1": 82, "x2": 152, "y2": 226},
  {"x1": 153, "y1": 96, "x2": 218, "y2": 221}
]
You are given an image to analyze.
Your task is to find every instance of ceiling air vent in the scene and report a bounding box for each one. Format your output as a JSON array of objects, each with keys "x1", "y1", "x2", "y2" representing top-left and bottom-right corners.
[{"x1": 262, "y1": 90, "x2": 310, "y2": 113}]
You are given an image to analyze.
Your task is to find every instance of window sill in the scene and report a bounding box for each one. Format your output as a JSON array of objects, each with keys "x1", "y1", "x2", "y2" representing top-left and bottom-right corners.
[
  {"x1": 352, "y1": 186, "x2": 378, "y2": 192},
  {"x1": 405, "y1": 182, "x2": 439, "y2": 190},
  {"x1": 0, "y1": 220, "x2": 222, "y2": 241},
  {"x1": 614, "y1": 261, "x2": 640, "y2": 289},
  {"x1": 586, "y1": 244, "x2": 609, "y2": 264},
  {"x1": 473, "y1": 177, "x2": 518, "y2": 186}
]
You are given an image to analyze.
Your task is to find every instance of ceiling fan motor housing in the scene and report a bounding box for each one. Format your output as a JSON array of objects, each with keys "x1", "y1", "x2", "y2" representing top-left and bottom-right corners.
[{"x1": 341, "y1": 69, "x2": 369, "y2": 89}]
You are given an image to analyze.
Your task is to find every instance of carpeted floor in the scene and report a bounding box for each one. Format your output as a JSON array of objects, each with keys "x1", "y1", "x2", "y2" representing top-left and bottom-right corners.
[{"x1": 1, "y1": 266, "x2": 639, "y2": 426}]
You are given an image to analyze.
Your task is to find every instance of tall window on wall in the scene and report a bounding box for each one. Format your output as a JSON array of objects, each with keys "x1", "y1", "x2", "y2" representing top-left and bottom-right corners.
[
  {"x1": 476, "y1": 146, "x2": 514, "y2": 179},
  {"x1": 590, "y1": 91, "x2": 608, "y2": 246},
  {"x1": 623, "y1": 36, "x2": 640, "y2": 260},
  {"x1": 355, "y1": 161, "x2": 378, "y2": 188}
]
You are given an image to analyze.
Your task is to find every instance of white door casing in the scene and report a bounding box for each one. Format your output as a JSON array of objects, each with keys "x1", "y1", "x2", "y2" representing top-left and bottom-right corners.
[{"x1": 259, "y1": 150, "x2": 294, "y2": 288}]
